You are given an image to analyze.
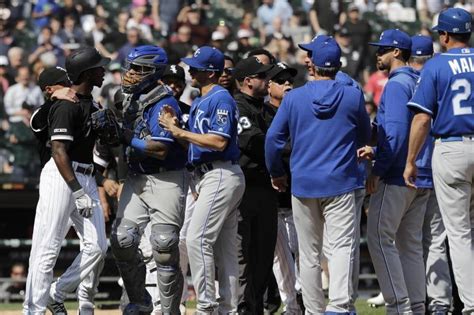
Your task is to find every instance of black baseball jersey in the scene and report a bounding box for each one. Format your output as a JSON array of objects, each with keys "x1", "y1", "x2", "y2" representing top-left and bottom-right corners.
[
  {"x1": 48, "y1": 94, "x2": 98, "y2": 164},
  {"x1": 31, "y1": 100, "x2": 54, "y2": 168}
]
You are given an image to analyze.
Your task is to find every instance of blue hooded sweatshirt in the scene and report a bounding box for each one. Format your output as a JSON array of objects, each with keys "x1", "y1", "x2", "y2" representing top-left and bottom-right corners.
[
  {"x1": 373, "y1": 66, "x2": 433, "y2": 188},
  {"x1": 265, "y1": 79, "x2": 371, "y2": 198}
]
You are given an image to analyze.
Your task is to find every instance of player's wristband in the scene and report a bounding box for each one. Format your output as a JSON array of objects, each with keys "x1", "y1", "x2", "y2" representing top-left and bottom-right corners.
[
  {"x1": 67, "y1": 178, "x2": 82, "y2": 193},
  {"x1": 95, "y1": 172, "x2": 106, "y2": 187},
  {"x1": 131, "y1": 138, "x2": 147, "y2": 153}
]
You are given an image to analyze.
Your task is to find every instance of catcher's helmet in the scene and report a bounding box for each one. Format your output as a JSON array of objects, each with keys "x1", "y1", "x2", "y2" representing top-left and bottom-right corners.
[
  {"x1": 66, "y1": 47, "x2": 110, "y2": 83},
  {"x1": 122, "y1": 45, "x2": 168, "y2": 94},
  {"x1": 432, "y1": 7, "x2": 472, "y2": 34}
]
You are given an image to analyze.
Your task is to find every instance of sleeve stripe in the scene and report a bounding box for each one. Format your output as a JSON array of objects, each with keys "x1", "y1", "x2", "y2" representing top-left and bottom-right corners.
[
  {"x1": 150, "y1": 137, "x2": 175, "y2": 142},
  {"x1": 209, "y1": 130, "x2": 231, "y2": 138},
  {"x1": 51, "y1": 135, "x2": 74, "y2": 141},
  {"x1": 93, "y1": 155, "x2": 109, "y2": 168},
  {"x1": 407, "y1": 102, "x2": 433, "y2": 115}
]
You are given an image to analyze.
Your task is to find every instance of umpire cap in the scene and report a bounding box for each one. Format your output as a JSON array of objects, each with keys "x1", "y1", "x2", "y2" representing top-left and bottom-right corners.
[
  {"x1": 432, "y1": 7, "x2": 472, "y2": 34},
  {"x1": 234, "y1": 57, "x2": 273, "y2": 80},
  {"x1": 66, "y1": 47, "x2": 110, "y2": 83}
]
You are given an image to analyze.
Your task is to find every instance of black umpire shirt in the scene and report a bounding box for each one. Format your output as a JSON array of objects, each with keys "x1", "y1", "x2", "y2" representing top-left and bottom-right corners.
[{"x1": 48, "y1": 94, "x2": 98, "y2": 164}]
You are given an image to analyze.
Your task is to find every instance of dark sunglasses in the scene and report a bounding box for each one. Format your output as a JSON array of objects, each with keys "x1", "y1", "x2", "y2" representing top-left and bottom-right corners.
[
  {"x1": 272, "y1": 78, "x2": 294, "y2": 85},
  {"x1": 224, "y1": 67, "x2": 235, "y2": 75},
  {"x1": 377, "y1": 47, "x2": 396, "y2": 56}
]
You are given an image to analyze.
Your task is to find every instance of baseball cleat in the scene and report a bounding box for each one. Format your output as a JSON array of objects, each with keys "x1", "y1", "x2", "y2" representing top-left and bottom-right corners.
[
  {"x1": 47, "y1": 300, "x2": 68, "y2": 315},
  {"x1": 78, "y1": 301, "x2": 94, "y2": 315},
  {"x1": 367, "y1": 292, "x2": 385, "y2": 308}
]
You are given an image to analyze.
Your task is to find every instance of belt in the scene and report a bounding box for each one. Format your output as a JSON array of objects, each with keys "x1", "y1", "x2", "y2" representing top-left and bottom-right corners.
[
  {"x1": 436, "y1": 135, "x2": 474, "y2": 142},
  {"x1": 74, "y1": 164, "x2": 95, "y2": 176},
  {"x1": 188, "y1": 160, "x2": 239, "y2": 176}
]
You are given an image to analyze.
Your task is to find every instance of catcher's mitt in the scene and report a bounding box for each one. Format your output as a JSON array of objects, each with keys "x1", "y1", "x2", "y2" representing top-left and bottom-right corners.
[{"x1": 91, "y1": 109, "x2": 122, "y2": 146}]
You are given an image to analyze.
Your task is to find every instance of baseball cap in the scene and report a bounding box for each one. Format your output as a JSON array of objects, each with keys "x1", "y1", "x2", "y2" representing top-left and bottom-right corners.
[
  {"x1": 311, "y1": 37, "x2": 342, "y2": 68},
  {"x1": 181, "y1": 46, "x2": 225, "y2": 72},
  {"x1": 0, "y1": 55, "x2": 8, "y2": 67},
  {"x1": 348, "y1": 4, "x2": 359, "y2": 12},
  {"x1": 369, "y1": 29, "x2": 412, "y2": 50},
  {"x1": 38, "y1": 67, "x2": 70, "y2": 91},
  {"x1": 237, "y1": 29, "x2": 253, "y2": 39},
  {"x1": 267, "y1": 62, "x2": 297, "y2": 80},
  {"x1": 212, "y1": 31, "x2": 226, "y2": 41},
  {"x1": 298, "y1": 34, "x2": 331, "y2": 52},
  {"x1": 411, "y1": 35, "x2": 434, "y2": 56},
  {"x1": 162, "y1": 64, "x2": 186, "y2": 81},
  {"x1": 108, "y1": 62, "x2": 121, "y2": 72},
  {"x1": 432, "y1": 7, "x2": 472, "y2": 33},
  {"x1": 233, "y1": 56, "x2": 274, "y2": 80},
  {"x1": 335, "y1": 26, "x2": 350, "y2": 37}
]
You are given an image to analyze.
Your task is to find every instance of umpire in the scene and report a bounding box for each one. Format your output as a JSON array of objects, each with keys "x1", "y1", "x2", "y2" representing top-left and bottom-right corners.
[{"x1": 233, "y1": 56, "x2": 278, "y2": 315}]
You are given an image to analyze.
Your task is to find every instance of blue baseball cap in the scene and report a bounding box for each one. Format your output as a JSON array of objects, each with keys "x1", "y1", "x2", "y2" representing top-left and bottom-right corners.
[
  {"x1": 298, "y1": 34, "x2": 331, "y2": 52},
  {"x1": 432, "y1": 7, "x2": 472, "y2": 34},
  {"x1": 311, "y1": 37, "x2": 342, "y2": 68},
  {"x1": 181, "y1": 46, "x2": 224, "y2": 72},
  {"x1": 411, "y1": 35, "x2": 434, "y2": 56},
  {"x1": 369, "y1": 29, "x2": 412, "y2": 50}
]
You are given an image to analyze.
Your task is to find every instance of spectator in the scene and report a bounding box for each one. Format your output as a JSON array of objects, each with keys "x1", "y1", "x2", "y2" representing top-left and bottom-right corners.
[
  {"x1": 282, "y1": 10, "x2": 313, "y2": 49},
  {"x1": 240, "y1": 11, "x2": 258, "y2": 34},
  {"x1": 99, "y1": 11, "x2": 129, "y2": 60},
  {"x1": 342, "y1": 4, "x2": 371, "y2": 56},
  {"x1": 99, "y1": 63, "x2": 122, "y2": 109},
  {"x1": 28, "y1": 27, "x2": 64, "y2": 67},
  {"x1": 117, "y1": 27, "x2": 143, "y2": 64},
  {"x1": 7, "y1": 47, "x2": 25, "y2": 78},
  {"x1": 176, "y1": 6, "x2": 211, "y2": 46},
  {"x1": 58, "y1": 14, "x2": 85, "y2": 48},
  {"x1": 309, "y1": 0, "x2": 343, "y2": 35},
  {"x1": 11, "y1": 18, "x2": 36, "y2": 53},
  {"x1": 334, "y1": 26, "x2": 364, "y2": 81},
  {"x1": 0, "y1": 263, "x2": 26, "y2": 302},
  {"x1": 363, "y1": 70, "x2": 388, "y2": 106},
  {"x1": 150, "y1": 0, "x2": 183, "y2": 37},
  {"x1": 218, "y1": 55, "x2": 236, "y2": 94},
  {"x1": 59, "y1": 0, "x2": 81, "y2": 25},
  {"x1": 376, "y1": 0, "x2": 404, "y2": 17},
  {"x1": 210, "y1": 30, "x2": 227, "y2": 51},
  {"x1": 167, "y1": 25, "x2": 193, "y2": 64},
  {"x1": 417, "y1": 0, "x2": 444, "y2": 24},
  {"x1": 31, "y1": 0, "x2": 60, "y2": 31},
  {"x1": 231, "y1": 29, "x2": 254, "y2": 62},
  {"x1": 257, "y1": 0, "x2": 293, "y2": 42},
  {"x1": 3, "y1": 66, "x2": 43, "y2": 123},
  {"x1": 127, "y1": 4, "x2": 153, "y2": 43},
  {"x1": 6, "y1": 103, "x2": 38, "y2": 181}
]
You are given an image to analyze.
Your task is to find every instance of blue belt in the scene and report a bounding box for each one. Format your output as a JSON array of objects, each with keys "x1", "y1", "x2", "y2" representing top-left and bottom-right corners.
[{"x1": 437, "y1": 135, "x2": 474, "y2": 142}]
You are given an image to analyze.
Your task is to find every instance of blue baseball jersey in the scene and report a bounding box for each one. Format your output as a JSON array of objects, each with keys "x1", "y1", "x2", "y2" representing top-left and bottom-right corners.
[
  {"x1": 127, "y1": 94, "x2": 187, "y2": 173},
  {"x1": 188, "y1": 85, "x2": 240, "y2": 165},
  {"x1": 373, "y1": 66, "x2": 432, "y2": 188},
  {"x1": 408, "y1": 47, "x2": 474, "y2": 137},
  {"x1": 265, "y1": 80, "x2": 371, "y2": 198}
]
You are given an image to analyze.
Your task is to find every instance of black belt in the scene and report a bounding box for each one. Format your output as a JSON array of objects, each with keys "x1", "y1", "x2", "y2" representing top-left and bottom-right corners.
[
  {"x1": 75, "y1": 165, "x2": 95, "y2": 176},
  {"x1": 187, "y1": 160, "x2": 239, "y2": 176}
]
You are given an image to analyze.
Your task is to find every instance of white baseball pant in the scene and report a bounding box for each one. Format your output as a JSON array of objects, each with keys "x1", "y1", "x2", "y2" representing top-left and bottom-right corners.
[
  {"x1": 292, "y1": 191, "x2": 357, "y2": 314},
  {"x1": 432, "y1": 140, "x2": 474, "y2": 313},
  {"x1": 23, "y1": 160, "x2": 107, "y2": 315},
  {"x1": 367, "y1": 183, "x2": 429, "y2": 314}
]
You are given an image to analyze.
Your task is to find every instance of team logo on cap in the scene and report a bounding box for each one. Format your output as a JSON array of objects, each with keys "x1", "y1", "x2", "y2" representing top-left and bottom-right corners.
[
  {"x1": 277, "y1": 62, "x2": 287, "y2": 69},
  {"x1": 466, "y1": 22, "x2": 471, "y2": 31},
  {"x1": 216, "y1": 109, "x2": 228, "y2": 126},
  {"x1": 194, "y1": 49, "x2": 201, "y2": 57},
  {"x1": 170, "y1": 65, "x2": 177, "y2": 74}
]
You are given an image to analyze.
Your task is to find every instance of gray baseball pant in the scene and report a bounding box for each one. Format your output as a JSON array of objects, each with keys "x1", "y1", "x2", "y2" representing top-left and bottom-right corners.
[
  {"x1": 186, "y1": 162, "x2": 245, "y2": 314},
  {"x1": 367, "y1": 183, "x2": 430, "y2": 314},
  {"x1": 292, "y1": 191, "x2": 357, "y2": 314},
  {"x1": 432, "y1": 140, "x2": 474, "y2": 314},
  {"x1": 423, "y1": 190, "x2": 452, "y2": 314}
]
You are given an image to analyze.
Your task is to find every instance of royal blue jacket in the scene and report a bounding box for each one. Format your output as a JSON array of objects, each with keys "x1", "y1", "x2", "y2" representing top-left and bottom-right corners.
[
  {"x1": 265, "y1": 79, "x2": 371, "y2": 198},
  {"x1": 373, "y1": 66, "x2": 433, "y2": 188}
]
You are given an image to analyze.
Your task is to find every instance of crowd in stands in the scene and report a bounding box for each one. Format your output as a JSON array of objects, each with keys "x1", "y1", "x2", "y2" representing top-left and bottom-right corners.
[{"x1": 0, "y1": 0, "x2": 472, "y2": 183}]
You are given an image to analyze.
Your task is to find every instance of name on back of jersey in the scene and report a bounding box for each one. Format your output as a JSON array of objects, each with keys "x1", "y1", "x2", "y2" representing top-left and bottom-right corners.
[{"x1": 448, "y1": 54, "x2": 474, "y2": 75}]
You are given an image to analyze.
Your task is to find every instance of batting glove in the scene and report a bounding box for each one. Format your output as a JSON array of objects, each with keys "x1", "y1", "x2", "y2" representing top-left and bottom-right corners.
[{"x1": 72, "y1": 188, "x2": 94, "y2": 218}]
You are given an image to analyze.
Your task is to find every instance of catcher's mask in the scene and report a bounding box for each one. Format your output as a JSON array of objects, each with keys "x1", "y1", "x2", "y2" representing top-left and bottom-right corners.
[{"x1": 122, "y1": 45, "x2": 168, "y2": 94}]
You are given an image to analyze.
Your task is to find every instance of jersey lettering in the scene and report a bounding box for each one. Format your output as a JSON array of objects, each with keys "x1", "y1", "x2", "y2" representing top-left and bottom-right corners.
[
  {"x1": 451, "y1": 78, "x2": 472, "y2": 116},
  {"x1": 237, "y1": 116, "x2": 252, "y2": 135},
  {"x1": 193, "y1": 109, "x2": 210, "y2": 133}
]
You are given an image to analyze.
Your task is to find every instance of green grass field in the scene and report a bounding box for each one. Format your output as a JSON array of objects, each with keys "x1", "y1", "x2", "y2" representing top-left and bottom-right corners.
[{"x1": 0, "y1": 300, "x2": 386, "y2": 314}]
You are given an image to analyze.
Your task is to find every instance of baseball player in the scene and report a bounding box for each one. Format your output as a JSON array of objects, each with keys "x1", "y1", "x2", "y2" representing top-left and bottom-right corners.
[
  {"x1": 362, "y1": 29, "x2": 432, "y2": 314},
  {"x1": 403, "y1": 7, "x2": 473, "y2": 313},
  {"x1": 233, "y1": 56, "x2": 277, "y2": 315},
  {"x1": 409, "y1": 34, "x2": 453, "y2": 314},
  {"x1": 158, "y1": 46, "x2": 245, "y2": 314},
  {"x1": 265, "y1": 37, "x2": 371, "y2": 314},
  {"x1": 110, "y1": 45, "x2": 188, "y2": 315},
  {"x1": 23, "y1": 47, "x2": 110, "y2": 315},
  {"x1": 298, "y1": 35, "x2": 367, "y2": 306},
  {"x1": 261, "y1": 62, "x2": 302, "y2": 315}
]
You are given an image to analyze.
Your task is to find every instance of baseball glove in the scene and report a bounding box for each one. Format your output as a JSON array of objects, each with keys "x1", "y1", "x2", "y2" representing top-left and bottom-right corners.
[{"x1": 91, "y1": 109, "x2": 122, "y2": 146}]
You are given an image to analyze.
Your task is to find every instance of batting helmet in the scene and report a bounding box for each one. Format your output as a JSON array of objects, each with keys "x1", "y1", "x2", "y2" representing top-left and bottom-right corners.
[
  {"x1": 66, "y1": 47, "x2": 110, "y2": 83},
  {"x1": 432, "y1": 7, "x2": 472, "y2": 34},
  {"x1": 122, "y1": 45, "x2": 168, "y2": 94}
]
